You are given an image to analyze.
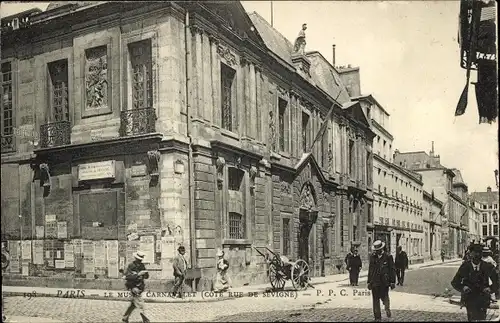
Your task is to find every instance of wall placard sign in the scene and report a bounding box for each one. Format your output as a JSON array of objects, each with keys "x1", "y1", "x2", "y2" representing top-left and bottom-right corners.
[{"x1": 78, "y1": 160, "x2": 116, "y2": 181}]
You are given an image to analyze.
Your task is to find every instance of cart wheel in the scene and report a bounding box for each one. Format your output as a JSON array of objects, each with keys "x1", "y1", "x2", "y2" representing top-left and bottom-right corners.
[
  {"x1": 269, "y1": 262, "x2": 286, "y2": 290},
  {"x1": 291, "y1": 259, "x2": 310, "y2": 291}
]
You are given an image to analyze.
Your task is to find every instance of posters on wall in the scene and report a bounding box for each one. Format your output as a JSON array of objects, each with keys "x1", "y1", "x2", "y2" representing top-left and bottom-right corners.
[
  {"x1": 44, "y1": 240, "x2": 54, "y2": 267},
  {"x1": 94, "y1": 241, "x2": 106, "y2": 268},
  {"x1": 106, "y1": 240, "x2": 119, "y2": 278},
  {"x1": 57, "y1": 222, "x2": 68, "y2": 239},
  {"x1": 10, "y1": 260, "x2": 20, "y2": 273},
  {"x1": 73, "y1": 239, "x2": 83, "y2": 255},
  {"x1": 161, "y1": 236, "x2": 175, "y2": 259},
  {"x1": 21, "y1": 241, "x2": 32, "y2": 261},
  {"x1": 21, "y1": 261, "x2": 29, "y2": 276},
  {"x1": 9, "y1": 241, "x2": 20, "y2": 259},
  {"x1": 64, "y1": 241, "x2": 74, "y2": 268},
  {"x1": 139, "y1": 236, "x2": 155, "y2": 264},
  {"x1": 35, "y1": 226, "x2": 44, "y2": 239},
  {"x1": 45, "y1": 222, "x2": 57, "y2": 239},
  {"x1": 126, "y1": 240, "x2": 140, "y2": 265},
  {"x1": 33, "y1": 240, "x2": 44, "y2": 265},
  {"x1": 82, "y1": 240, "x2": 95, "y2": 274},
  {"x1": 55, "y1": 260, "x2": 65, "y2": 269}
]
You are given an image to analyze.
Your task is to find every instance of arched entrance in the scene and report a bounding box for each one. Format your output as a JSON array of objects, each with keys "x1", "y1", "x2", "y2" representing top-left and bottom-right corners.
[{"x1": 297, "y1": 182, "x2": 318, "y2": 276}]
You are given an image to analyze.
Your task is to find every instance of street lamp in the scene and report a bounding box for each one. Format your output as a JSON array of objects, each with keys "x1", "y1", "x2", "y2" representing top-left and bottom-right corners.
[{"x1": 495, "y1": 170, "x2": 499, "y2": 189}]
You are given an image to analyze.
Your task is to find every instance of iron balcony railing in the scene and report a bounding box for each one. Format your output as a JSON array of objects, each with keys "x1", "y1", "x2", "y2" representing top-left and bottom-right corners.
[
  {"x1": 40, "y1": 120, "x2": 71, "y2": 148},
  {"x1": 119, "y1": 107, "x2": 156, "y2": 137}
]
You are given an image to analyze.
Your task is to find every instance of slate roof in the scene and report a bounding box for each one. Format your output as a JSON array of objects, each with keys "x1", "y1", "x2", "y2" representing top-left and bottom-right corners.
[
  {"x1": 470, "y1": 190, "x2": 499, "y2": 204},
  {"x1": 248, "y1": 11, "x2": 351, "y2": 104},
  {"x1": 46, "y1": 2, "x2": 95, "y2": 11},
  {"x1": 451, "y1": 168, "x2": 467, "y2": 186},
  {"x1": 394, "y1": 151, "x2": 443, "y2": 170},
  {"x1": 306, "y1": 52, "x2": 351, "y2": 104},
  {"x1": 248, "y1": 12, "x2": 294, "y2": 66}
]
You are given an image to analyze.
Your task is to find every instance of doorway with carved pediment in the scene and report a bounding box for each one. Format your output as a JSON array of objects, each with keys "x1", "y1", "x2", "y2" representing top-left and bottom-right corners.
[{"x1": 297, "y1": 182, "x2": 318, "y2": 276}]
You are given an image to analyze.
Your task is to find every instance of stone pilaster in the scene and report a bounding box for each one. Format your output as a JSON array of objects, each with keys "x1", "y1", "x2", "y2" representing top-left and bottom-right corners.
[
  {"x1": 210, "y1": 36, "x2": 221, "y2": 128},
  {"x1": 194, "y1": 28, "x2": 203, "y2": 119},
  {"x1": 255, "y1": 66, "x2": 262, "y2": 143},
  {"x1": 202, "y1": 33, "x2": 212, "y2": 123},
  {"x1": 243, "y1": 61, "x2": 251, "y2": 138},
  {"x1": 249, "y1": 63, "x2": 256, "y2": 140}
]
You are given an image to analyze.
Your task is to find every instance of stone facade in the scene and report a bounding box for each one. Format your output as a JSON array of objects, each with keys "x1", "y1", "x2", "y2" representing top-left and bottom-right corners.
[{"x1": 1, "y1": 2, "x2": 374, "y2": 290}]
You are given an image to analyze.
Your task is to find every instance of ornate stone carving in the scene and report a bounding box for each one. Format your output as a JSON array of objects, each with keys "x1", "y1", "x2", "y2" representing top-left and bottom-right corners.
[
  {"x1": 328, "y1": 144, "x2": 333, "y2": 172},
  {"x1": 85, "y1": 46, "x2": 108, "y2": 110},
  {"x1": 300, "y1": 183, "x2": 316, "y2": 211},
  {"x1": 217, "y1": 45, "x2": 237, "y2": 66},
  {"x1": 235, "y1": 155, "x2": 242, "y2": 168},
  {"x1": 269, "y1": 111, "x2": 276, "y2": 151},
  {"x1": 147, "y1": 150, "x2": 161, "y2": 177},
  {"x1": 216, "y1": 157, "x2": 225, "y2": 190},
  {"x1": 281, "y1": 182, "x2": 291, "y2": 195},
  {"x1": 277, "y1": 87, "x2": 288, "y2": 99},
  {"x1": 249, "y1": 166, "x2": 258, "y2": 191},
  {"x1": 39, "y1": 163, "x2": 51, "y2": 188},
  {"x1": 293, "y1": 23, "x2": 307, "y2": 54}
]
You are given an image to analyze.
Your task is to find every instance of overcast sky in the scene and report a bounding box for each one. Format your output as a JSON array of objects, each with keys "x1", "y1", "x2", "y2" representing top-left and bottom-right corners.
[{"x1": 2, "y1": 1, "x2": 498, "y2": 192}]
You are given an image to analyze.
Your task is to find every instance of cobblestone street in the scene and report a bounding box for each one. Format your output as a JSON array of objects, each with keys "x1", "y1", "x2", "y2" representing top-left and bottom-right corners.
[{"x1": 4, "y1": 261, "x2": 498, "y2": 322}]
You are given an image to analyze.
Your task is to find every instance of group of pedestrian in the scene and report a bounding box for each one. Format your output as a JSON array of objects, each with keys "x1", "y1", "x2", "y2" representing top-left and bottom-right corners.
[
  {"x1": 121, "y1": 245, "x2": 232, "y2": 323},
  {"x1": 451, "y1": 243, "x2": 499, "y2": 322}
]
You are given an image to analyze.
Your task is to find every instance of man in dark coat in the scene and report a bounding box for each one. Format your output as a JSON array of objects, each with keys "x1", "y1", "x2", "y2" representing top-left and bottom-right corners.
[
  {"x1": 345, "y1": 246, "x2": 355, "y2": 274},
  {"x1": 395, "y1": 246, "x2": 409, "y2": 286},
  {"x1": 172, "y1": 245, "x2": 188, "y2": 298},
  {"x1": 122, "y1": 251, "x2": 150, "y2": 323},
  {"x1": 451, "y1": 243, "x2": 499, "y2": 321},
  {"x1": 347, "y1": 249, "x2": 362, "y2": 286},
  {"x1": 367, "y1": 240, "x2": 396, "y2": 322}
]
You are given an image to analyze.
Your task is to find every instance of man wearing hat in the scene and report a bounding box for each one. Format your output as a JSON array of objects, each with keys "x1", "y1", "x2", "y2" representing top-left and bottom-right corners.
[
  {"x1": 451, "y1": 243, "x2": 498, "y2": 321},
  {"x1": 395, "y1": 246, "x2": 409, "y2": 286},
  {"x1": 367, "y1": 240, "x2": 396, "y2": 322},
  {"x1": 172, "y1": 245, "x2": 188, "y2": 298},
  {"x1": 122, "y1": 251, "x2": 150, "y2": 323},
  {"x1": 482, "y1": 246, "x2": 498, "y2": 303}
]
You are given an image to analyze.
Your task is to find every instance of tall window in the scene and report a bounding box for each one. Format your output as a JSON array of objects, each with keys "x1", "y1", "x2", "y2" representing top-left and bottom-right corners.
[
  {"x1": 366, "y1": 152, "x2": 372, "y2": 185},
  {"x1": 494, "y1": 225, "x2": 499, "y2": 237},
  {"x1": 348, "y1": 139, "x2": 355, "y2": 176},
  {"x1": 227, "y1": 167, "x2": 246, "y2": 240},
  {"x1": 48, "y1": 60, "x2": 69, "y2": 122},
  {"x1": 482, "y1": 225, "x2": 488, "y2": 236},
  {"x1": 367, "y1": 203, "x2": 372, "y2": 223},
  {"x1": 302, "y1": 112, "x2": 309, "y2": 153},
  {"x1": 282, "y1": 218, "x2": 291, "y2": 256},
  {"x1": 129, "y1": 40, "x2": 153, "y2": 110},
  {"x1": 1, "y1": 62, "x2": 14, "y2": 152},
  {"x1": 221, "y1": 63, "x2": 235, "y2": 131},
  {"x1": 483, "y1": 213, "x2": 488, "y2": 223},
  {"x1": 278, "y1": 98, "x2": 287, "y2": 152},
  {"x1": 229, "y1": 212, "x2": 245, "y2": 239},
  {"x1": 320, "y1": 124, "x2": 327, "y2": 167}
]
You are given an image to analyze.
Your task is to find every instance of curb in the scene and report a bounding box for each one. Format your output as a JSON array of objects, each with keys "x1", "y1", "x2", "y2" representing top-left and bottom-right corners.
[{"x1": 2, "y1": 259, "x2": 459, "y2": 304}]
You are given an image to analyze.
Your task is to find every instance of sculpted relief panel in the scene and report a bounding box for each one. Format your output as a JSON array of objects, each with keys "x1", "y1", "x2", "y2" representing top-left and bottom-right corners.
[{"x1": 85, "y1": 46, "x2": 109, "y2": 111}]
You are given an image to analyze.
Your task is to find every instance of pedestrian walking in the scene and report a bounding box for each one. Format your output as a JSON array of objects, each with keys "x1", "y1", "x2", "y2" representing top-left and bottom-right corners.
[
  {"x1": 347, "y1": 249, "x2": 362, "y2": 286},
  {"x1": 121, "y1": 251, "x2": 150, "y2": 323},
  {"x1": 213, "y1": 249, "x2": 231, "y2": 292},
  {"x1": 451, "y1": 243, "x2": 499, "y2": 322},
  {"x1": 395, "y1": 246, "x2": 409, "y2": 286},
  {"x1": 172, "y1": 245, "x2": 188, "y2": 298},
  {"x1": 482, "y1": 246, "x2": 498, "y2": 303},
  {"x1": 441, "y1": 249, "x2": 446, "y2": 262},
  {"x1": 367, "y1": 240, "x2": 396, "y2": 322},
  {"x1": 344, "y1": 246, "x2": 355, "y2": 274}
]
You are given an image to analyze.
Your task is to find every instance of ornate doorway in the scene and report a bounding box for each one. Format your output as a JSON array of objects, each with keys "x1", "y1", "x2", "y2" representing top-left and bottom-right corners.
[{"x1": 297, "y1": 182, "x2": 318, "y2": 276}]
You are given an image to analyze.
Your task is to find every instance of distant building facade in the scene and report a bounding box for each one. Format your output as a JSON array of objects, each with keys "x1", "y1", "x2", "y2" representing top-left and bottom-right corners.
[
  {"x1": 467, "y1": 199, "x2": 482, "y2": 245},
  {"x1": 1, "y1": 2, "x2": 374, "y2": 290},
  {"x1": 471, "y1": 187, "x2": 499, "y2": 242},
  {"x1": 394, "y1": 146, "x2": 469, "y2": 259},
  {"x1": 353, "y1": 95, "x2": 425, "y2": 263},
  {"x1": 422, "y1": 190, "x2": 444, "y2": 261}
]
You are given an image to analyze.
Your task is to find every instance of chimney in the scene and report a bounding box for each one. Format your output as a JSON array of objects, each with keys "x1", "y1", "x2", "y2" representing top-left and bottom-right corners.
[
  {"x1": 430, "y1": 141, "x2": 435, "y2": 157},
  {"x1": 332, "y1": 44, "x2": 336, "y2": 66},
  {"x1": 487, "y1": 186, "x2": 492, "y2": 192}
]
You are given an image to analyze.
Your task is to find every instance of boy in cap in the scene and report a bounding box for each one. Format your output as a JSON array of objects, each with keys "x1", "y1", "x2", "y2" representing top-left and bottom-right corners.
[
  {"x1": 122, "y1": 251, "x2": 150, "y2": 323},
  {"x1": 172, "y1": 245, "x2": 188, "y2": 298},
  {"x1": 451, "y1": 243, "x2": 499, "y2": 321},
  {"x1": 367, "y1": 240, "x2": 396, "y2": 322}
]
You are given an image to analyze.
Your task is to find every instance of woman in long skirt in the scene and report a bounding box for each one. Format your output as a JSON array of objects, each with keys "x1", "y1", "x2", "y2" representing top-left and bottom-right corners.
[{"x1": 213, "y1": 249, "x2": 231, "y2": 292}]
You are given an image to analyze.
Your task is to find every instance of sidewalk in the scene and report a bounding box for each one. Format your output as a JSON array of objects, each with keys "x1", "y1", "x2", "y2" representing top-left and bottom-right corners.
[
  {"x1": 4, "y1": 316, "x2": 64, "y2": 323},
  {"x1": 2, "y1": 258, "x2": 461, "y2": 304}
]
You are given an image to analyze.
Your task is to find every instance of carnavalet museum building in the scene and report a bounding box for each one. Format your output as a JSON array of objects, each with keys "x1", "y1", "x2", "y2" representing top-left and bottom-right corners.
[{"x1": 0, "y1": 1, "x2": 374, "y2": 290}]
